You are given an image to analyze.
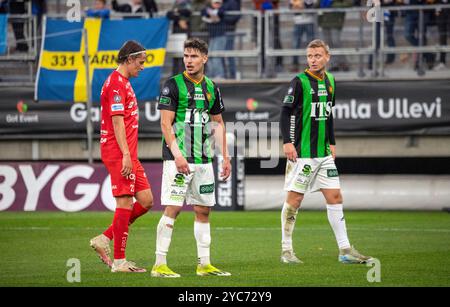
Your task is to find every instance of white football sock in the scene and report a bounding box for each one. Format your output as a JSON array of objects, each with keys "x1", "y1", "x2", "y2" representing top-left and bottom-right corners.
[
  {"x1": 194, "y1": 221, "x2": 211, "y2": 266},
  {"x1": 281, "y1": 202, "x2": 299, "y2": 252},
  {"x1": 155, "y1": 215, "x2": 175, "y2": 266},
  {"x1": 326, "y1": 204, "x2": 351, "y2": 250}
]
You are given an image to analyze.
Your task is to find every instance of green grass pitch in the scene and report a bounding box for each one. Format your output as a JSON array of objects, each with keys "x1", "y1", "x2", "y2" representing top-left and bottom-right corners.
[{"x1": 0, "y1": 210, "x2": 449, "y2": 287}]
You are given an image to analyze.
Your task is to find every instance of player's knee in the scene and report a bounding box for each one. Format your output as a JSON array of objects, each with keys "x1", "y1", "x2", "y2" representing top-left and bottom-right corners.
[
  {"x1": 330, "y1": 192, "x2": 343, "y2": 204},
  {"x1": 143, "y1": 195, "x2": 153, "y2": 209},
  {"x1": 164, "y1": 206, "x2": 181, "y2": 219},
  {"x1": 287, "y1": 192, "x2": 303, "y2": 208}
]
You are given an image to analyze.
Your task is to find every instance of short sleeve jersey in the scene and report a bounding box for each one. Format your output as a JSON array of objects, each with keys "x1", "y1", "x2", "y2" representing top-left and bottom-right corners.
[
  {"x1": 100, "y1": 70, "x2": 139, "y2": 161},
  {"x1": 157, "y1": 72, "x2": 225, "y2": 164}
]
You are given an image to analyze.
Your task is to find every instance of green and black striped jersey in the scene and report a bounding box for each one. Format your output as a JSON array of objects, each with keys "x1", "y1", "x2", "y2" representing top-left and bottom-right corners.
[
  {"x1": 158, "y1": 72, "x2": 225, "y2": 164},
  {"x1": 280, "y1": 69, "x2": 336, "y2": 158}
]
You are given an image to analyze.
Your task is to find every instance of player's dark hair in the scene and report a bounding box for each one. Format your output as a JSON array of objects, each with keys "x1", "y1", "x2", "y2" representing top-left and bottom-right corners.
[
  {"x1": 117, "y1": 40, "x2": 146, "y2": 64},
  {"x1": 184, "y1": 38, "x2": 208, "y2": 55}
]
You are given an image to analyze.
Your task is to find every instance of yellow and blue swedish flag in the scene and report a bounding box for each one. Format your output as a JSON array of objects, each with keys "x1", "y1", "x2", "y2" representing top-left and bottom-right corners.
[{"x1": 35, "y1": 17, "x2": 169, "y2": 102}]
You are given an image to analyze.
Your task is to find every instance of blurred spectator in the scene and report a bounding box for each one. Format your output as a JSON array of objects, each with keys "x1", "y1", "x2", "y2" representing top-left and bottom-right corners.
[
  {"x1": 382, "y1": 0, "x2": 401, "y2": 65},
  {"x1": 143, "y1": 0, "x2": 158, "y2": 17},
  {"x1": 0, "y1": 0, "x2": 8, "y2": 13},
  {"x1": 253, "y1": 0, "x2": 283, "y2": 74},
  {"x1": 403, "y1": 0, "x2": 435, "y2": 70},
  {"x1": 191, "y1": 0, "x2": 208, "y2": 34},
  {"x1": 434, "y1": 0, "x2": 449, "y2": 70},
  {"x1": 222, "y1": 0, "x2": 241, "y2": 79},
  {"x1": 291, "y1": 0, "x2": 317, "y2": 72},
  {"x1": 32, "y1": 0, "x2": 46, "y2": 28},
  {"x1": 318, "y1": 0, "x2": 353, "y2": 71},
  {"x1": 202, "y1": 0, "x2": 226, "y2": 78},
  {"x1": 112, "y1": 0, "x2": 157, "y2": 16},
  {"x1": 86, "y1": 0, "x2": 111, "y2": 19},
  {"x1": 167, "y1": 0, "x2": 192, "y2": 74},
  {"x1": 9, "y1": 0, "x2": 28, "y2": 52}
]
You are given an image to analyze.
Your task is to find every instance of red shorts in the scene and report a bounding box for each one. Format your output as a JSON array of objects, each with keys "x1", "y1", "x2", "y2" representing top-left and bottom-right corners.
[{"x1": 103, "y1": 160, "x2": 150, "y2": 197}]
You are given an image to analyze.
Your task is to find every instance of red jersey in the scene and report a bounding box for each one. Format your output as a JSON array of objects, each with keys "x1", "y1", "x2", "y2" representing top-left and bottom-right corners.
[{"x1": 100, "y1": 70, "x2": 139, "y2": 161}]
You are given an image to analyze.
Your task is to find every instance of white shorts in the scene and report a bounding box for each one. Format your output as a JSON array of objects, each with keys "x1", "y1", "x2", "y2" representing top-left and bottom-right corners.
[
  {"x1": 284, "y1": 155, "x2": 340, "y2": 194},
  {"x1": 161, "y1": 160, "x2": 216, "y2": 207}
]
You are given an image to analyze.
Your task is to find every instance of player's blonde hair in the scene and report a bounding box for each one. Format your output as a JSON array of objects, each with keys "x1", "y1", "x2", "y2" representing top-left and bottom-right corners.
[{"x1": 307, "y1": 39, "x2": 330, "y2": 54}]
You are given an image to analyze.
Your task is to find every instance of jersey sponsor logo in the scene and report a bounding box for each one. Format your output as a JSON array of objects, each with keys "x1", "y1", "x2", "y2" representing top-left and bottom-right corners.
[
  {"x1": 100, "y1": 130, "x2": 108, "y2": 135},
  {"x1": 159, "y1": 96, "x2": 171, "y2": 105},
  {"x1": 310, "y1": 101, "x2": 333, "y2": 119},
  {"x1": 283, "y1": 95, "x2": 294, "y2": 104},
  {"x1": 327, "y1": 169, "x2": 339, "y2": 177},
  {"x1": 113, "y1": 94, "x2": 122, "y2": 103},
  {"x1": 194, "y1": 93, "x2": 205, "y2": 101},
  {"x1": 199, "y1": 183, "x2": 215, "y2": 194},
  {"x1": 318, "y1": 90, "x2": 328, "y2": 97},
  {"x1": 162, "y1": 86, "x2": 170, "y2": 95},
  {"x1": 111, "y1": 103, "x2": 124, "y2": 112},
  {"x1": 100, "y1": 137, "x2": 107, "y2": 144}
]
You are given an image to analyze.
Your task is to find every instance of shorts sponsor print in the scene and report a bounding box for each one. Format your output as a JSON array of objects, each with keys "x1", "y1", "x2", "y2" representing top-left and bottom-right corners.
[
  {"x1": 161, "y1": 160, "x2": 215, "y2": 206},
  {"x1": 285, "y1": 155, "x2": 340, "y2": 193}
]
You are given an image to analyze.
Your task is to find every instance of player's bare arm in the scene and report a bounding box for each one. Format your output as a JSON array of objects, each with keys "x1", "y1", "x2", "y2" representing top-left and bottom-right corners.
[
  {"x1": 211, "y1": 113, "x2": 231, "y2": 181},
  {"x1": 283, "y1": 143, "x2": 298, "y2": 162},
  {"x1": 111, "y1": 115, "x2": 132, "y2": 177},
  {"x1": 330, "y1": 145, "x2": 336, "y2": 160},
  {"x1": 160, "y1": 109, "x2": 190, "y2": 175}
]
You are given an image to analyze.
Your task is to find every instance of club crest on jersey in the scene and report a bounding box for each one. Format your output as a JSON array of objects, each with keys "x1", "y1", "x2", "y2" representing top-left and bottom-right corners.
[
  {"x1": 206, "y1": 92, "x2": 212, "y2": 102},
  {"x1": 113, "y1": 94, "x2": 122, "y2": 103},
  {"x1": 111, "y1": 103, "x2": 124, "y2": 112}
]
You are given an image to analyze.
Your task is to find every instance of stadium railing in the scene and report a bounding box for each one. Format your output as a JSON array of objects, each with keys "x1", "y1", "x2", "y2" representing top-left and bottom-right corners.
[{"x1": 265, "y1": 4, "x2": 450, "y2": 80}]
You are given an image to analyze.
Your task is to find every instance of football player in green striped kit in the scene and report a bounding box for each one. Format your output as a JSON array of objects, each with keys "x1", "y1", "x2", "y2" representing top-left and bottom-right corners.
[
  {"x1": 280, "y1": 39, "x2": 373, "y2": 264},
  {"x1": 151, "y1": 38, "x2": 232, "y2": 277}
]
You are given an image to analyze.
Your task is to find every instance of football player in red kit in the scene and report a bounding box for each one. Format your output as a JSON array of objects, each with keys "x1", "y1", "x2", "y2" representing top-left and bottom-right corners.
[{"x1": 90, "y1": 40, "x2": 153, "y2": 273}]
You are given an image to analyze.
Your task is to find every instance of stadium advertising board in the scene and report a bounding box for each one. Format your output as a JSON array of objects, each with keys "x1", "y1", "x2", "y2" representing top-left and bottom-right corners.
[
  {"x1": 0, "y1": 162, "x2": 242, "y2": 212},
  {"x1": 0, "y1": 162, "x2": 163, "y2": 212},
  {"x1": 1, "y1": 80, "x2": 449, "y2": 136}
]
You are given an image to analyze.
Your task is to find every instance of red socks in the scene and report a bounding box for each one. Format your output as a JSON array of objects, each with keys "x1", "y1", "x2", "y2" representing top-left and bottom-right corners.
[
  {"x1": 129, "y1": 202, "x2": 149, "y2": 224},
  {"x1": 112, "y1": 208, "x2": 131, "y2": 259},
  {"x1": 103, "y1": 202, "x2": 149, "y2": 240}
]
